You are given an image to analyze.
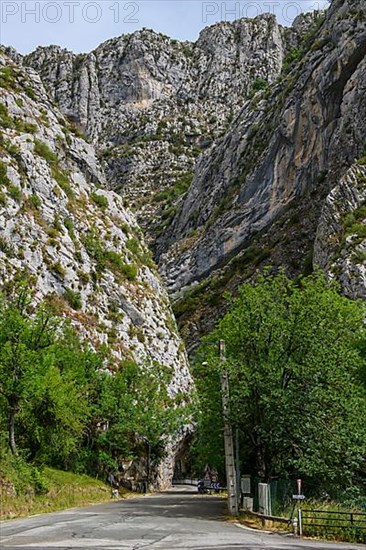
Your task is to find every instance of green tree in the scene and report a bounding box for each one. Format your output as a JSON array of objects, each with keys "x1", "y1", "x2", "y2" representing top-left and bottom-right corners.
[
  {"x1": 84, "y1": 360, "x2": 190, "y2": 481},
  {"x1": 195, "y1": 272, "x2": 366, "y2": 488},
  {"x1": 0, "y1": 287, "x2": 91, "y2": 460}
]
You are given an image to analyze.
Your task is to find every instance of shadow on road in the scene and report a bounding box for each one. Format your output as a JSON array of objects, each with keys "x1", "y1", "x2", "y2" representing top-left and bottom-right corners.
[{"x1": 119, "y1": 492, "x2": 227, "y2": 521}]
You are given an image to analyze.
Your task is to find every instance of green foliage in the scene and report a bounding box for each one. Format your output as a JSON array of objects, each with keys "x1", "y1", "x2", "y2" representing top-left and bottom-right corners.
[
  {"x1": 126, "y1": 237, "x2": 140, "y2": 255},
  {"x1": 120, "y1": 262, "x2": 138, "y2": 281},
  {"x1": 0, "y1": 66, "x2": 18, "y2": 89},
  {"x1": 193, "y1": 272, "x2": 366, "y2": 489},
  {"x1": 52, "y1": 166, "x2": 74, "y2": 197},
  {"x1": 83, "y1": 228, "x2": 138, "y2": 280},
  {"x1": 0, "y1": 282, "x2": 191, "y2": 485},
  {"x1": 0, "y1": 459, "x2": 112, "y2": 519},
  {"x1": 343, "y1": 203, "x2": 366, "y2": 240},
  {"x1": 34, "y1": 140, "x2": 58, "y2": 164},
  {"x1": 248, "y1": 78, "x2": 269, "y2": 98},
  {"x1": 0, "y1": 103, "x2": 15, "y2": 129},
  {"x1": 64, "y1": 289, "x2": 82, "y2": 310},
  {"x1": 28, "y1": 194, "x2": 42, "y2": 209},
  {"x1": 0, "y1": 287, "x2": 91, "y2": 460},
  {"x1": 0, "y1": 160, "x2": 11, "y2": 186},
  {"x1": 91, "y1": 192, "x2": 109, "y2": 209},
  {"x1": 153, "y1": 172, "x2": 193, "y2": 203},
  {"x1": 8, "y1": 184, "x2": 22, "y2": 201},
  {"x1": 0, "y1": 236, "x2": 15, "y2": 256},
  {"x1": 51, "y1": 261, "x2": 66, "y2": 278}
]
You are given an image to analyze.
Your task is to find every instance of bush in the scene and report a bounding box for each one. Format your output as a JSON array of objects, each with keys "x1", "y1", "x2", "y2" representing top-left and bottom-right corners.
[
  {"x1": 120, "y1": 263, "x2": 138, "y2": 281},
  {"x1": 51, "y1": 167, "x2": 74, "y2": 198},
  {"x1": 0, "y1": 67, "x2": 17, "y2": 90},
  {"x1": 28, "y1": 194, "x2": 42, "y2": 209},
  {"x1": 8, "y1": 185, "x2": 22, "y2": 201},
  {"x1": 34, "y1": 140, "x2": 58, "y2": 164},
  {"x1": 0, "y1": 161, "x2": 10, "y2": 186},
  {"x1": 64, "y1": 289, "x2": 82, "y2": 310},
  {"x1": 91, "y1": 192, "x2": 109, "y2": 209},
  {"x1": 51, "y1": 261, "x2": 66, "y2": 278}
]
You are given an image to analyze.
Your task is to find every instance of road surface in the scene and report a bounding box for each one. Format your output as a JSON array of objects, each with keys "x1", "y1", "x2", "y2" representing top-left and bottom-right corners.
[{"x1": 0, "y1": 485, "x2": 364, "y2": 549}]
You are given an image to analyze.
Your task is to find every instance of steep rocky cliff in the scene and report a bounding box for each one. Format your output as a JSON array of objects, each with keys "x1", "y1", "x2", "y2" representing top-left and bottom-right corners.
[
  {"x1": 14, "y1": 1, "x2": 366, "y2": 348},
  {"x1": 159, "y1": 0, "x2": 366, "y2": 290},
  {"x1": 314, "y1": 161, "x2": 366, "y2": 299},
  {"x1": 22, "y1": 14, "x2": 313, "y2": 240},
  {"x1": 0, "y1": 53, "x2": 192, "y2": 418}
]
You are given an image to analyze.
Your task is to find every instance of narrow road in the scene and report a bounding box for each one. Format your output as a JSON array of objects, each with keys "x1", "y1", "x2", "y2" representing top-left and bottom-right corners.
[{"x1": 0, "y1": 485, "x2": 364, "y2": 549}]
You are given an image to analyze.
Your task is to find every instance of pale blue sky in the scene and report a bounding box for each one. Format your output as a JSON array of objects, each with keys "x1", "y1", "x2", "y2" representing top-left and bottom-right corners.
[{"x1": 1, "y1": 0, "x2": 330, "y2": 54}]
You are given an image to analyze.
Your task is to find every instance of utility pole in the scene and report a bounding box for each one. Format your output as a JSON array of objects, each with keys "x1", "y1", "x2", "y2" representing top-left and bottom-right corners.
[
  {"x1": 235, "y1": 427, "x2": 241, "y2": 508},
  {"x1": 219, "y1": 340, "x2": 238, "y2": 515}
]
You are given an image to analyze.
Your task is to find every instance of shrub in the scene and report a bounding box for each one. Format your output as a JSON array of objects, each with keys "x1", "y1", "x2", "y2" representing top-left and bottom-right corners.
[
  {"x1": 0, "y1": 103, "x2": 15, "y2": 129},
  {"x1": 64, "y1": 289, "x2": 82, "y2": 310},
  {"x1": 120, "y1": 263, "x2": 138, "y2": 281},
  {"x1": 126, "y1": 238, "x2": 140, "y2": 255},
  {"x1": 28, "y1": 194, "x2": 42, "y2": 209},
  {"x1": 51, "y1": 261, "x2": 66, "y2": 278},
  {"x1": 64, "y1": 217, "x2": 74, "y2": 234},
  {"x1": 34, "y1": 140, "x2": 58, "y2": 164},
  {"x1": 8, "y1": 185, "x2": 22, "y2": 201},
  {"x1": 51, "y1": 167, "x2": 74, "y2": 198},
  {"x1": 0, "y1": 191, "x2": 7, "y2": 206},
  {"x1": 91, "y1": 192, "x2": 109, "y2": 209},
  {"x1": 0, "y1": 67, "x2": 17, "y2": 89},
  {"x1": 0, "y1": 236, "x2": 15, "y2": 256},
  {"x1": 0, "y1": 161, "x2": 10, "y2": 186}
]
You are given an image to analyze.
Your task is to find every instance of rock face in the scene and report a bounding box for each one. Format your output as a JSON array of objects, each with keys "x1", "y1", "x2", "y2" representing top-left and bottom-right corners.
[
  {"x1": 22, "y1": 14, "x2": 311, "y2": 240},
  {"x1": 13, "y1": 1, "x2": 366, "y2": 348},
  {"x1": 0, "y1": 53, "x2": 193, "y2": 470},
  {"x1": 314, "y1": 162, "x2": 366, "y2": 300},
  {"x1": 158, "y1": 0, "x2": 366, "y2": 293}
]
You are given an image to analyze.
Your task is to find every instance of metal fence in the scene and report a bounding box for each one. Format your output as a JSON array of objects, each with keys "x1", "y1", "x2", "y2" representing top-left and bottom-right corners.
[{"x1": 299, "y1": 509, "x2": 366, "y2": 541}]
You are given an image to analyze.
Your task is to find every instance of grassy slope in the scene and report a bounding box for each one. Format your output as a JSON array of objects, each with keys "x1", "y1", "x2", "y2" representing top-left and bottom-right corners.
[{"x1": 0, "y1": 465, "x2": 124, "y2": 520}]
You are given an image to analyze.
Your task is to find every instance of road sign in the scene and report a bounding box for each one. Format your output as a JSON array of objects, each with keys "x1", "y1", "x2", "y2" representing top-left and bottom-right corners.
[
  {"x1": 293, "y1": 495, "x2": 306, "y2": 500},
  {"x1": 210, "y1": 482, "x2": 221, "y2": 489}
]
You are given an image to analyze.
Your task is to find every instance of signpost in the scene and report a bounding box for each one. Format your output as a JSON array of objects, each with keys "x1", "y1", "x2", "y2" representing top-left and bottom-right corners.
[{"x1": 292, "y1": 478, "x2": 305, "y2": 536}]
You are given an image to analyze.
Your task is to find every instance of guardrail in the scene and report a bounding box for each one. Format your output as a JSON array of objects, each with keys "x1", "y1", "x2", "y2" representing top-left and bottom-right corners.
[
  {"x1": 173, "y1": 478, "x2": 198, "y2": 486},
  {"x1": 299, "y1": 509, "x2": 366, "y2": 537}
]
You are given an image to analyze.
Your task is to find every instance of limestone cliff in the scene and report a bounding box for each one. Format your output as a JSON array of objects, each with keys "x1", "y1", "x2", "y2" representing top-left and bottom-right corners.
[
  {"x1": 159, "y1": 0, "x2": 366, "y2": 293},
  {"x1": 22, "y1": 14, "x2": 310, "y2": 240},
  {"x1": 14, "y1": 1, "x2": 366, "y2": 348},
  {"x1": 0, "y1": 52, "x2": 192, "y2": 402},
  {"x1": 314, "y1": 162, "x2": 366, "y2": 300}
]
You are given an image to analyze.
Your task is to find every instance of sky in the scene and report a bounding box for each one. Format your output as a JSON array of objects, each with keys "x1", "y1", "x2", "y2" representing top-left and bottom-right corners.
[{"x1": 0, "y1": 0, "x2": 330, "y2": 54}]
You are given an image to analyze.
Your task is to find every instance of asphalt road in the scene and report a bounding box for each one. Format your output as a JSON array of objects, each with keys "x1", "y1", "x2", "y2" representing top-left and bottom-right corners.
[{"x1": 0, "y1": 485, "x2": 364, "y2": 550}]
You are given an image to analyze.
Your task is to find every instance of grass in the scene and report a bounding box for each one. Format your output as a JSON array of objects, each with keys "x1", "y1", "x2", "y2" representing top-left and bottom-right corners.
[
  {"x1": 298, "y1": 501, "x2": 366, "y2": 544},
  {"x1": 0, "y1": 467, "x2": 119, "y2": 520},
  {"x1": 239, "y1": 500, "x2": 366, "y2": 544}
]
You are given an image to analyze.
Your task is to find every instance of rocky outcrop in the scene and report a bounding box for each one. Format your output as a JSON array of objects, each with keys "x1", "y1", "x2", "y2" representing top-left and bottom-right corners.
[
  {"x1": 22, "y1": 14, "x2": 310, "y2": 239},
  {"x1": 14, "y1": 2, "x2": 366, "y2": 349},
  {"x1": 314, "y1": 162, "x2": 366, "y2": 299},
  {"x1": 0, "y1": 52, "x2": 192, "y2": 402},
  {"x1": 158, "y1": 0, "x2": 366, "y2": 293}
]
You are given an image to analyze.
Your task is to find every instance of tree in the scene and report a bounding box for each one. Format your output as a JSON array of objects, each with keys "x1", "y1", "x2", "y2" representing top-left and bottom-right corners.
[
  {"x1": 195, "y1": 272, "x2": 366, "y2": 489},
  {"x1": 84, "y1": 360, "x2": 191, "y2": 481},
  {"x1": 0, "y1": 286, "x2": 91, "y2": 459}
]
